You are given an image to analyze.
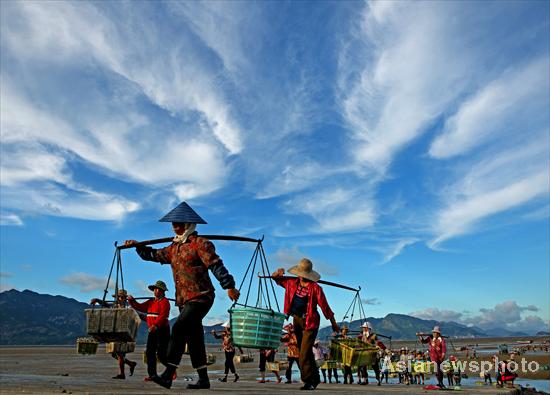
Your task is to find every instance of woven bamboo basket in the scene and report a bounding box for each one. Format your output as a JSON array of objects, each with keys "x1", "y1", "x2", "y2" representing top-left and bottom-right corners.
[
  {"x1": 331, "y1": 338, "x2": 378, "y2": 367},
  {"x1": 86, "y1": 308, "x2": 141, "y2": 342},
  {"x1": 76, "y1": 337, "x2": 99, "y2": 355}
]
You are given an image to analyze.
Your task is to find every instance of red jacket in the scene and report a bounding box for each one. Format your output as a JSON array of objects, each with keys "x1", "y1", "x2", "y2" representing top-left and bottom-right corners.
[
  {"x1": 421, "y1": 335, "x2": 446, "y2": 363},
  {"x1": 275, "y1": 277, "x2": 334, "y2": 331},
  {"x1": 129, "y1": 297, "x2": 170, "y2": 329}
]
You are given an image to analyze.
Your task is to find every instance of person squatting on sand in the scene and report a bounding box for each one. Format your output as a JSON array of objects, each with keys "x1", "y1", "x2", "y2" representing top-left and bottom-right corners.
[
  {"x1": 280, "y1": 323, "x2": 300, "y2": 383},
  {"x1": 211, "y1": 321, "x2": 242, "y2": 383},
  {"x1": 90, "y1": 290, "x2": 137, "y2": 379},
  {"x1": 125, "y1": 201, "x2": 240, "y2": 390},
  {"x1": 419, "y1": 326, "x2": 447, "y2": 388},
  {"x1": 358, "y1": 321, "x2": 386, "y2": 385},
  {"x1": 273, "y1": 259, "x2": 340, "y2": 391},
  {"x1": 128, "y1": 280, "x2": 171, "y2": 381}
]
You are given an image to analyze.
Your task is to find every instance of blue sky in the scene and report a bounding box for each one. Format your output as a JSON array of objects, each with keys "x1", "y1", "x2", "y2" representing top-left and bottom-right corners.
[{"x1": 1, "y1": 0, "x2": 549, "y2": 334}]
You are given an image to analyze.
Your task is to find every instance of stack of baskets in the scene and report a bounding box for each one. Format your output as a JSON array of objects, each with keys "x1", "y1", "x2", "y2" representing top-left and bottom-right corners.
[
  {"x1": 85, "y1": 307, "x2": 141, "y2": 342},
  {"x1": 330, "y1": 338, "x2": 378, "y2": 367},
  {"x1": 76, "y1": 337, "x2": 99, "y2": 355},
  {"x1": 229, "y1": 306, "x2": 285, "y2": 349}
]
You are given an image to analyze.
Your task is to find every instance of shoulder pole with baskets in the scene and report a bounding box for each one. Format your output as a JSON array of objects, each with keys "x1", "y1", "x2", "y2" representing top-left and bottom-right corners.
[{"x1": 229, "y1": 238, "x2": 286, "y2": 350}]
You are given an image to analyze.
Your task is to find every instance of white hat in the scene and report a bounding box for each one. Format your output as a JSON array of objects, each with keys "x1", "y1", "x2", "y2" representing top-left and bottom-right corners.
[
  {"x1": 222, "y1": 321, "x2": 230, "y2": 328},
  {"x1": 432, "y1": 326, "x2": 441, "y2": 333},
  {"x1": 361, "y1": 321, "x2": 372, "y2": 330}
]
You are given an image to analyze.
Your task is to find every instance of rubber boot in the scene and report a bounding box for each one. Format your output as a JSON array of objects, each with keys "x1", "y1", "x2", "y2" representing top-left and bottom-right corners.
[{"x1": 187, "y1": 367, "x2": 210, "y2": 389}]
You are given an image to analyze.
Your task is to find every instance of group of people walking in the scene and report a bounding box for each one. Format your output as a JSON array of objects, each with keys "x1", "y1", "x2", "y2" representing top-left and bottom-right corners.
[
  {"x1": 89, "y1": 201, "x2": 472, "y2": 392},
  {"x1": 94, "y1": 201, "x2": 340, "y2": 391}
]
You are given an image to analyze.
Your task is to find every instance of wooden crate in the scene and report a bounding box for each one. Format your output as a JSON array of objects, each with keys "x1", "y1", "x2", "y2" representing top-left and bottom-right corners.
[
  {"x1": 234, "y1": 354, "x2": 254, "y2": 364},
  {"x1": 86, "y1": 308, "x2": 141, "y2": 342},
  {"x1": 105, "y1": 342, "x2": 136, "y2": 353},
  {"x1": 266, "y1": 361, "x2": 288, "y2": 372},
  {"x1": 76, "y1": 338, "x2": 98, "y2": 355}
]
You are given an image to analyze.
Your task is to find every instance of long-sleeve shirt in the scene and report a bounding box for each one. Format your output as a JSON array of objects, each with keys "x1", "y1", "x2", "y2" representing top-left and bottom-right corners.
[
  {"x1": 274, "y1": 277, "x2": 334, "y2": 331},
  {"x1": 212, "y1": 330, "x2": 240, "y2": 353},
  {"x1": 281, "y1": 331, "x2": 300, "y2": 358},
  {"x1": 421, "y1": 336, "x2": 446, "y2": 363},
  {"x1": 360, "y1": 331, "x2": 386, "y2": 350},
  {"x1": 128, "y1": 297, "x2": 170, "y2": 328},
  {"x1": 136, "y1": 233, "x2": 235, "y2": 306}
]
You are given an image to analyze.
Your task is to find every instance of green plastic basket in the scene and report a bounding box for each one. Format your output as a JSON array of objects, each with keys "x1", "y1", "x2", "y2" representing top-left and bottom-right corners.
[{"x1": 229, "y1": 306, "x2": 285, "y2": 349}]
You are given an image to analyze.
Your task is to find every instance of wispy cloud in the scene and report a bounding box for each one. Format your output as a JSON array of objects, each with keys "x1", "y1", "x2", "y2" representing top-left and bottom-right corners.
[
  {"x1": 430, "y1": 143, "x2": 549, "y2": 247},
  {"x1": 0, "y1": 213, "x2": 23, "y2": 226},
  {"x1": 362, "y1": 298, "x2": 380, "y2": 305},
  {"x1": 430, "y1": 57, "x2": 549, "y2": 158},
  {"x1": 272, "y1": 246, "x2": 339, "y2": 277},
  {"x1": 379, "y1": 238, "x2": 418, "y2": 265},
  {"x1": 338, "y1": 2, "x2": 476, "y2": 175},
  {"x1": 59, "y1": 272, "x2": 107, "y2": 293}
]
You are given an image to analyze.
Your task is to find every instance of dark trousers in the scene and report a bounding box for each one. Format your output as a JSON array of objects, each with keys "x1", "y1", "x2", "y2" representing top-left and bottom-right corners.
[
  {"x1": 434, "y1": 360, "x2": 444, "y2": 385},
  {"x1": 328, "y1": 368, "x2": 339, "y2": 382},
  {"x1": 364, "y1": 360, "x2": 381, "y2": 383},
  {"x1": 286, "y1": 357, "x2": 299, "y2": 381},
  {"x1": 166, "y1": 300, "x2": 213, "y2": 369},
  {"x1": 293, "y1": 315, "x2": 320, "y2": 386},
  {"x1": 343, "y1": 365, "x2": 353, "y2": 383},
  {"x1": 146, "y1": 325, "x2": 170, "y2": 377},
  {"x1": 224, "y1": 351, "x2": 236, "y2": 374}
]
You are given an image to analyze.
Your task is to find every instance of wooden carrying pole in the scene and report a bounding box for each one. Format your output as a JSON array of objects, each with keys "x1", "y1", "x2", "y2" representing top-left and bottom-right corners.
[
  {"x1": 416, "y1": 332, "x2": 449, "y2": 339},
  {"x1": 117, "y1": 235, "x2": 263, "y2": 250},
  {"x1": 258, "y1": 275, "x2": 359, "y2": 292}
]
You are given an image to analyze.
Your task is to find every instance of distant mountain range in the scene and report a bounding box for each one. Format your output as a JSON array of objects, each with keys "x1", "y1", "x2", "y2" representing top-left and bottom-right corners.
[{"x1": 0, "y1": 289, "x2": 533, "y2": 345}]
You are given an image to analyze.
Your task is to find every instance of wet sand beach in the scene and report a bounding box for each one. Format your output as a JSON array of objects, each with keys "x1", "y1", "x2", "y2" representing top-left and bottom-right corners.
[{"x1": 0, "y1": 346, "x2": 545, "y2": 394}]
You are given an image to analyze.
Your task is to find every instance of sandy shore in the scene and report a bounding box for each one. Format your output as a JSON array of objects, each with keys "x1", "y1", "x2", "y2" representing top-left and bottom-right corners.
[{"x1": 0, "y1": 346, "x2": 542, "y2": 394}]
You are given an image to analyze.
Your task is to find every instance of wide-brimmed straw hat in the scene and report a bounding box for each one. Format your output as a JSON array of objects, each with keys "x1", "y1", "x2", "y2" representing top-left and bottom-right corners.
[
  {"x1": 148, "y1": 280, "x2": 168, "y2": 292},
  {"x1": 432, "y1": 326, "x2": 441, "y2": 333},
  {"x1": 288, "y1": 258, "x2": 320, "y2": 282}
]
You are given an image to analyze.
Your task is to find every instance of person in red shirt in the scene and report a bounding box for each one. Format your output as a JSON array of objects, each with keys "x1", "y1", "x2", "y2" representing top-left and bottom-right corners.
[
  {"x1": 418, "y1": 326, "x2": 447, "y2": 388},
  {"x1": 128, "y1": 281, "x2": 171, "y2": 381},
  {"x1": 272, "y1": 258, "x2": 340, "y2": 391}
]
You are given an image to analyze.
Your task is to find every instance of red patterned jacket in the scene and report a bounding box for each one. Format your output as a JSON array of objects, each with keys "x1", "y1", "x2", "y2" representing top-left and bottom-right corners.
[
  {"x1": 274, "y1": 277, "x2": 334, "y2": 331},
  {"x1": 136, "y1": 233, "x2": 235, "y2": 306}
]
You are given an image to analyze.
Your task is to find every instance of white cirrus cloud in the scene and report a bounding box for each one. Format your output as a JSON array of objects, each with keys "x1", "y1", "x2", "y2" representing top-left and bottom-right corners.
[
  {"x1": 337, "y1": 2, "x2": 478, "y2": 175},
  {"x1": 0, "y1": 213, "x2": 23, "y2": 226},
  {"x1": 429, "y1": 143, "x2": 550, "y2": 248},
  {"x1": 430, "y1": 57, "x2": 550, "y2": 159},
  {"x1": 59, "y1": 272, "x2": 108, "y2": 293}
]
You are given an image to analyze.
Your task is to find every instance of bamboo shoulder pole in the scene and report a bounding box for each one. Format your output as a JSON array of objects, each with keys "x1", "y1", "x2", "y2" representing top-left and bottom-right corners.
[
  {"x1": 117, "y1": 234, "x2": 263, "y2": 250},
  {"x1": 259, "y1": 275, "x2": 359, "y2": 292}
]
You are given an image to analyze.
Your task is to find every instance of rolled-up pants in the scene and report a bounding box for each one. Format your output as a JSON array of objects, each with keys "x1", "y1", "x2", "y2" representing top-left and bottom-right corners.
[
  {"x1": 292, "y1": 315, "x2": 319, "y2": 386},
  {"x1": 166, "y1": 300, "x2": 213, "y2": 369}
]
